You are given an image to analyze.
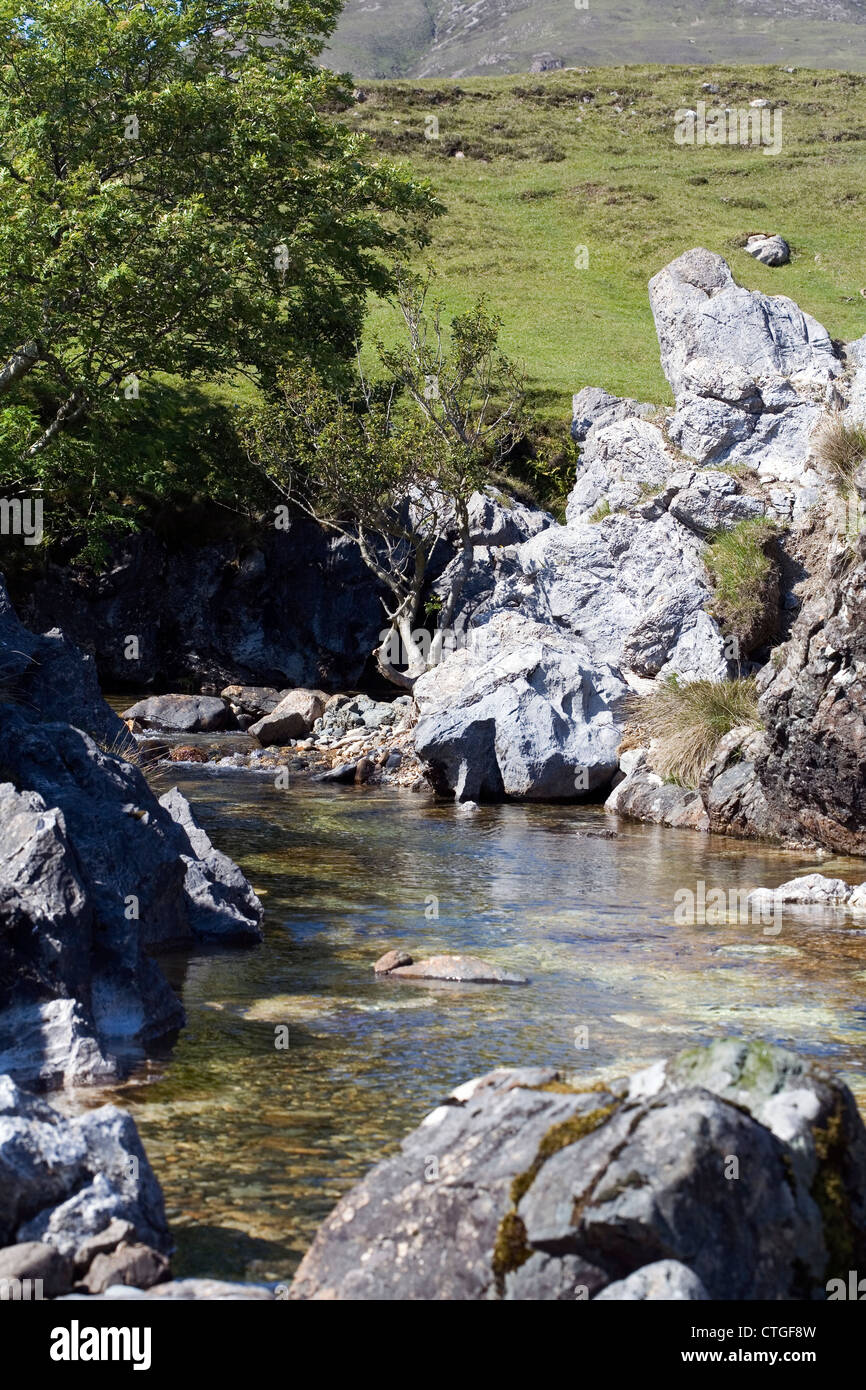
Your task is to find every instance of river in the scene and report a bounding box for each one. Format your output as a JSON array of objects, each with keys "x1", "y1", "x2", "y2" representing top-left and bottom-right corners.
[{"x1": 77, "y1": 755, "x2": 866, "y2": 1284}]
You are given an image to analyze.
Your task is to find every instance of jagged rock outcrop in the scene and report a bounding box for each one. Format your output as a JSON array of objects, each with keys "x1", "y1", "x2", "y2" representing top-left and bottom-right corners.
[
  {"x1": 417, "y1": 250, "x2": 866, "y2": 824},
  {"x1": 290, "y1": 1039, "x2": 866, "y2": 1301},
  {"x1": 0, "y1": 578, "x2": 263, "y2": 1088},
  {"x1": 755, "y1": 533, "x2": 866, "y2": 855},
  {"x1": 16, "y1": 513, "x2": 386, "y2": 692}
]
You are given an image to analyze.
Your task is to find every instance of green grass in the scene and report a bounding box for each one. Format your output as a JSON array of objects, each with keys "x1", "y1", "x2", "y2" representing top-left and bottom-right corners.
[
  {"x1": 704, "y1": 517, "x2": 779, "y2": 642},
  {"x1": 637, "y1": 675, "x2": 760, "y2": 789},
  {"x1": 346, "y1": 65, "x2": 866, "y2": 427}
]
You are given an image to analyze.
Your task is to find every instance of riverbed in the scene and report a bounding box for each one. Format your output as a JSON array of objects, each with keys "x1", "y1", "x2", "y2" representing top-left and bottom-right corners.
[{"x1": 94, "y1": 767, "x2": 866, "y2": 1284}]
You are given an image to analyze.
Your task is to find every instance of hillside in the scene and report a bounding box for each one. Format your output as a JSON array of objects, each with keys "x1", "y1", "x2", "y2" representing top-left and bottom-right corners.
[
  {"x1": 326, "y1": 0, "x2": 866, "y2": 80},
  {"x1": 349, "y1": 65, "x2": 866, "y2": 424}
]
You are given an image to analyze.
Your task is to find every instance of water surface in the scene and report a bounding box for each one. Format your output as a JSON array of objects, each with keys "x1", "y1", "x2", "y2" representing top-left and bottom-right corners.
[{"x1": 99, "y1": 770, "x2": 866, "y2": 1283}]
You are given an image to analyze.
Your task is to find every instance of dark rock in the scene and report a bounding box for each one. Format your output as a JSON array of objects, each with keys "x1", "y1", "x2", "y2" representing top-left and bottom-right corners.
[
  {"x1": 756, "y1": 538, "x2": 866, "y2": 854},
  {"x1": 16, "y1": 516, "x2": 387, "y2": 692},
  {"x1": 316, "y1": 762, "x2": 358, "y2": 785},
  {"x1": 121, "y1": 694, "x2": 229, "y2": 733}
]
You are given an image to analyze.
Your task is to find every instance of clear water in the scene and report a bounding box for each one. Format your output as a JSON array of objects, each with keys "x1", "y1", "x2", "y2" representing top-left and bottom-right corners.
[{"x1": 87, "y1": 764, "x2": 866, "y2": 1284}]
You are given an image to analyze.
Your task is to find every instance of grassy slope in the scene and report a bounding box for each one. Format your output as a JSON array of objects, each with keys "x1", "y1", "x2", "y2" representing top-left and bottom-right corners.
[
  {"x1": 351, "y1": 65, "x2": 866, "y2": 421},
  {"x1": 326, "y1": 0, "x2": 866, "y2": 79}
]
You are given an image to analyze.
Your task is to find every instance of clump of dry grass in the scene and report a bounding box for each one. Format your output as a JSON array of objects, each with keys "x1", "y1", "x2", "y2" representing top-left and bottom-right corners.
[
  {"x1": 814, "y1": 412, "x2": 866, "y2": 492},
  {"x1": 638, "y1": 675, "x2": 760, "y2": 789}
]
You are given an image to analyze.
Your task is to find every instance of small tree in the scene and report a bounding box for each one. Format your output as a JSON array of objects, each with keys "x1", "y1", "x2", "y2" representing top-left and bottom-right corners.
[{"x1": 243, "y1": 273, "x2": 527, "y2": 687}]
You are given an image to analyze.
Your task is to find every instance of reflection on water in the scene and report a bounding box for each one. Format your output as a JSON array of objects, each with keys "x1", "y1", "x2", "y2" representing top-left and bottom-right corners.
[{"x1": 92, "y1": 770, "x2": 866, "y2": 1283}]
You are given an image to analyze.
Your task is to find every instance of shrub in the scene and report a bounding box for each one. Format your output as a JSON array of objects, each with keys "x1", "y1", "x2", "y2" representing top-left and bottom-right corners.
[{"x1": 637, "y1": 676, "x2": 760, "y2": 789}]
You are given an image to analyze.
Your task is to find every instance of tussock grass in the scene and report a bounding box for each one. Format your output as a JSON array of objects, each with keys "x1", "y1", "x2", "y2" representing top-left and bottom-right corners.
[
  {"x1": 814, "y1": 412, "x2": 866, "y2": 492},
  {"x1": 704, "y1": 517, "x2": 777, "y2": 642},
  {"x1": 638, "y1": 675, "x2": 760, "y2": 788}
]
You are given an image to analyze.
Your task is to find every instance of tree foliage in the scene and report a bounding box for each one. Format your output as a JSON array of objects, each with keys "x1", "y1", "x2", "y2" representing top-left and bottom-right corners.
[{"x1": 0, "y1": 0, "x2": 438, "y2": 554}]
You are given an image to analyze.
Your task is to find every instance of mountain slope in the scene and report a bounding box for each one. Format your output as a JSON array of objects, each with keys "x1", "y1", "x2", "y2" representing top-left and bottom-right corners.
[{"x1": 326, "y1": 0, "x2": 866, "y2": 79}]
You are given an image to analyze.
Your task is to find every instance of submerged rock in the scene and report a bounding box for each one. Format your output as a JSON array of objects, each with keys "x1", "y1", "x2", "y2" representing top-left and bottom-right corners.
[
  {"x1": 375, "y1": 954, "x2": 528, "y2": 985},
  {"x1": 289, "y1": 1039, "x2": 866, "y2": 1301}
]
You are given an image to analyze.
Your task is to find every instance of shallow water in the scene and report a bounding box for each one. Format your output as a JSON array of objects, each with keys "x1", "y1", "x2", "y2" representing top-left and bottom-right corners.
[{"x1": 94, "y1": 766, "x2": 866, "y2": 1284}]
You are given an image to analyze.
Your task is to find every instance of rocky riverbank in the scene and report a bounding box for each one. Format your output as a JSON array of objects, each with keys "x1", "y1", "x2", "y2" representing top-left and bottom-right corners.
[{"x1": 68, "y1": 248, "x2": 866, "y2": 859}]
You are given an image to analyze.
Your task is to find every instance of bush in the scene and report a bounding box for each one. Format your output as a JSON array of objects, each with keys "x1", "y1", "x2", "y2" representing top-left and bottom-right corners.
[{"x1": 637, "y1": 676, "x2": 760, "y2": 789}]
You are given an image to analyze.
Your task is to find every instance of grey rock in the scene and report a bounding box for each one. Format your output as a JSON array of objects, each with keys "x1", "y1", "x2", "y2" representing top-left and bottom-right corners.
[
  {"x1": 0, "y1": 1240, "x2": 74, "y2": 1298},
  {"x1": 414, "y1": 610, "x2": 627, "y2": 801},
  {"x1": 158, "y1": 788, "x2": 263, "y2": 943},
  {"x1": 668, "y1": 470, "x2": 766, "y2": 535},
  {"x1": 571, "y1": 387, "x2": 655, "y2": 444},
  {"x1": 120, "y1": 694, "x2": 229, "y2": 733},
  {"x1": 290, "y1": 1040, "x2": 866, "y2": 1301},
  {"x1": 0, "y1": 1075, "x2": 170, "y2": 1258},
  {"x1": 74, "y1": 1218, "x2": 137, "y2": 1273},
  {"x1": 593, "y1": 1259, "x2": 709, "y2": 1300},
  {"x1": 649, "y1": 248, "x2": 840, "y2": 405},
  {"x1": 566, "y1": 416, "x2": 675, "y2": 524},
  {"x1": 744, "y1": 234, "x2": 791, "y2": 268}
]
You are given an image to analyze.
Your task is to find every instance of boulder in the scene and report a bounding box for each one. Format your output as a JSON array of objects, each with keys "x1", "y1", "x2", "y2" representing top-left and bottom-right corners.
[
  {"x1": 594, "y1": 1260, "x2": 709, "y2": 1301},
  {"x1": 373, "y1": 951, "x2": 414, "y2": 975},
  {"x1": 565, "y1": 416, "x2": 676, "y2": 524},
  {"x1": 0, "y1": 582, "x2": 264, "y2": 1087},
  {"x1": 0, "y1": 1074, "x2": 171, "y2": 1258},
  {"x1": 249, "y1": 688, "x2": 328, "y2": 745},
  {"x1": 120, "y1": 694, "x2": 229, "y2": 733},
  {"x1": 649, "y1": 247, "x2": 841, "y2": 406},
  {"x1": 82, "y1": 1242, "x2": 170, "y2": 1294},
  {"x1": 744, "y1": 234, "x2": 791, "y2": 268},
  {"x1": 414, "y1": 611, "x2": 627, "y2": 802},
  {"x1": 157, "y1": 788, "x2": 263, "y2": 942},
  {"x1": 220, "y1": 685, "x2": 284, "y2": 722},
  {"x1": 289, "y1": 1040, "x2": 866, "y2": 1301}
]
